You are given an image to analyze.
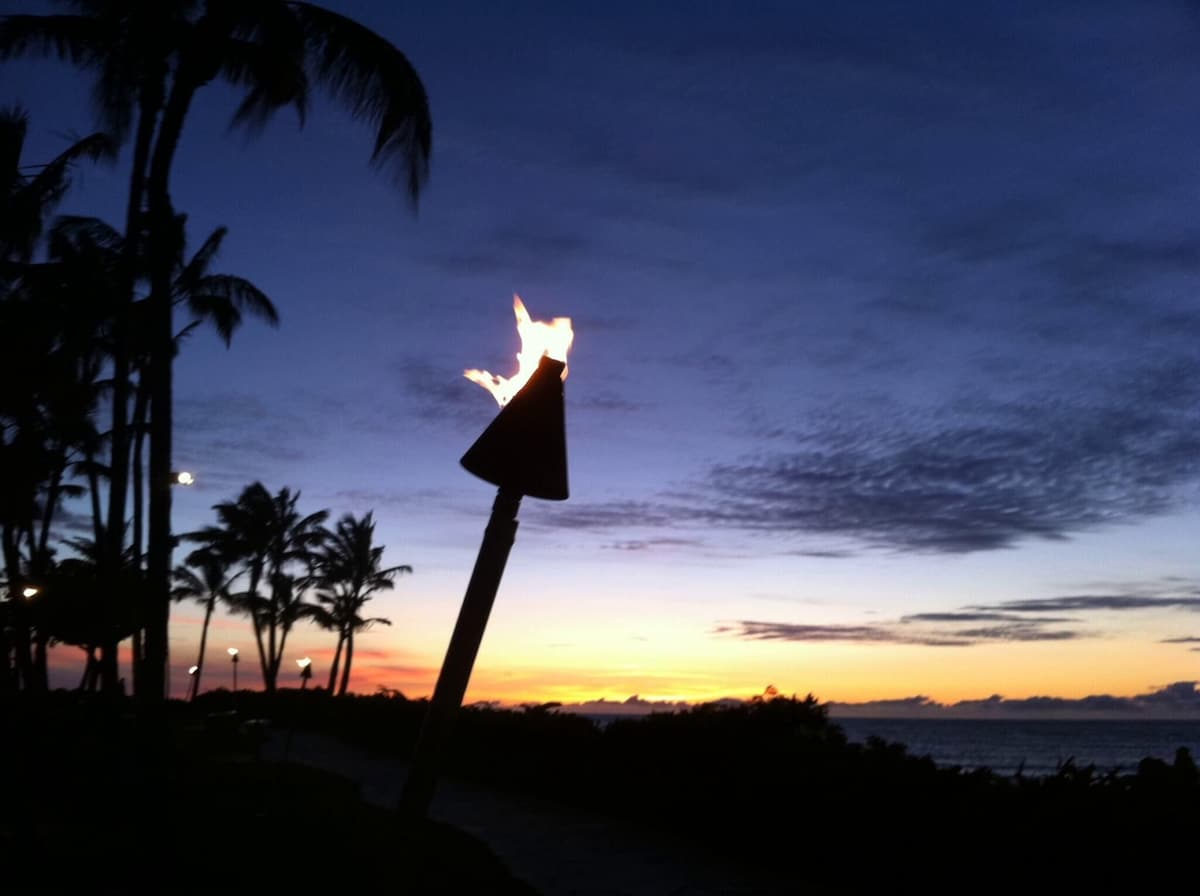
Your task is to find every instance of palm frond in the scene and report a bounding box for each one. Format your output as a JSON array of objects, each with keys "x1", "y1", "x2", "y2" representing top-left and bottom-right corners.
[
  {"x1": 218, "y1": 29, "x2": 308, "y2": 132},
  {"x1": 175, "y1": 225, "x2": 227, "y2": 292},
  {"x1": 49, "y1": 214, "x2": 125, "y2": 256},
  {"x1": 289, "y1": 2, "x2": 431, "y2": 199},
  {"x1": 184, "y1": 274, "x2": 278, "y2": 345},
  {"x1": 0, "y1": 14, "x2": 103, "y2": 67}
]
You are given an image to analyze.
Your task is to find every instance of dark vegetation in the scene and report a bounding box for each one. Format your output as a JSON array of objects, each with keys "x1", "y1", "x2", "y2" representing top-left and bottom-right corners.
[
  {"x1": 0, "y1": 0, "x2": 431, "y2": 699},
  {"x1": 0, "y1": 691, "x2": 537, "y2": 895},
  {"x1": 191, "y1": 689, "x2": 1200, "y2": 884}
]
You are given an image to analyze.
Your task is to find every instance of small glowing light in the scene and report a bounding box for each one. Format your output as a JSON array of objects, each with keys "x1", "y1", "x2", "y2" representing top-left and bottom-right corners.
[
  {"x1": 188, "y1": 665, "x2": 199, "y2": 675},
  {"x1": 227, "y1": 647, "x2": 239, "y2": 658},
  {"x1": 297, "y1": 657, "x2": 312, "y2": 669},
  {"x1": 465, "y1": 295, "x2": 574, "y2": 406},
  {"x1": 173, "y1": 471, "x2": 195, "y2": 486},
  {"x1": 21, "y1": 586, "x2": 39, "y2": 598}
]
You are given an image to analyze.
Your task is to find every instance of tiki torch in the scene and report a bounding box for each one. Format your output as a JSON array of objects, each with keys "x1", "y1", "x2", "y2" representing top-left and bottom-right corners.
[{"x1": 400, "y1": 296, "x2": 571, "y2": 819}]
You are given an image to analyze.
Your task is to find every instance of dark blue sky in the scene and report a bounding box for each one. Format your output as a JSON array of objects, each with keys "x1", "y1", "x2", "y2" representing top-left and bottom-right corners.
[{"x1": 7, "y1": 0, "x2": 1200, "y2": 702}]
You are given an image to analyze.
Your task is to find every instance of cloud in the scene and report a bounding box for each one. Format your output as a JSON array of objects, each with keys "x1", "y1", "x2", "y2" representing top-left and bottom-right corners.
[
  {"x1": 556, "y1": 695, "x2": 714, "y2": 717},
  {"x1": 571, "y1": 392, "x2": 640, "y2": 414},
  {"x1": 526, "y1": 500, "x2": 679, "y2": 532},
  {"x1": 827, "y1": 682, "x2": 1200, "y2": 719},
  {"x1": 391, "y1": 356, "x2": 493, "y2": 429},
  {"x1": 975, "y1": 594, "x2": 1200, "y2": 613},
  {"x1": 175, "y1": 392, "x2": 318, "y2": 486},
  {"x1": 691, "y1": 357, "x2": 1200, "y2": 554},
  {"x1": 424, "y1": 223, "x2": 589, "y2": 278},
  {"x1": 900, "y1": 612, "x2": 1068, "y2": 623},
  {"x1": 603, "y1": 537, "x2": 705, "y2": 552},
  {"x1": 715, "y1": 619, "x2": 1080, "y2": 648},
  {"x1": 723, "y1": 581, "x2": 1200, "y2": 651},
  {"x1": 518, "y1": 354, "x2": 1200, "y2": 557}
]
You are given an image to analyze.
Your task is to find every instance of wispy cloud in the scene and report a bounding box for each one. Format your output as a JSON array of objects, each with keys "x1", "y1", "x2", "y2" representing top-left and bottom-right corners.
[
  {"x1": 975, "y1": 594, "x2": 1200, "y2": 613},
  {"x1": 715, "y1": 618, "x2": 1080, "y2": 648},
  {"x1": 603, "y1": 537, "x2": 705, "y2": 552},
  {"x1": 697, "y1": 359, "x2": 1200, "y2": 553},
  {"x1": 828, "y1": 681, "x2": 1200, "y2": 719},
  {"x1": 719, "y1": 581, "x2": 1200, "y2": 651}
]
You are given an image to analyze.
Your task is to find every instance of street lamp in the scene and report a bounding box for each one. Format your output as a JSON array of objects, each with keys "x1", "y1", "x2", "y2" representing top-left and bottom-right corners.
[
  {"x1": 297, "y1": 657, "x2": 313, "y2": 690},
  {"x1": 187, "y1": 665, "x2": 199, "y2": 701},
  {"x1": 227, "y1": 647, "x2": 239, "y2": 691},
  {"x1": 21, "y1": 586, "x2": 39, "y2": 599},
  {"x1": 172, "y1": 470, "x2": 195, "y2": 486}
]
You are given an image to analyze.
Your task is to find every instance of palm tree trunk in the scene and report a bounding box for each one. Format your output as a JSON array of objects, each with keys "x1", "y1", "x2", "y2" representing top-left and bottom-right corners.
[
  {"x1": 132, "y1": 379, "x2": 149, "y2": 568},
  {"x1": 327, "y1": 631, "x2": 344, "y2": 693},
  {"x1": 36, "y1": 465, "x2": 63, "y2": 563},
  {"x1": 246, "y1": 566, "x2": 270, "y2": 690},
  {"x1": 31, "y1": 631, "x2": 48, "y2": 691},
  {"x1": 129, "y1": 378, "x2": 149, "y2": 695},
  {"x1": 338, "y1": 628, "x2": 354, "y2": 697},
  {"x1": 191, "y1": 593, "x2": 216, "y2": 700},
  {"x1": 0, "y1": 623, "x2": 11, "y2": 693},
  {"x1": 78, "y1": 647, "x2": 95, "y2": 691},
  {"x1": 266, "y1": 576, "x2": 278, "y2": 692},
  {"x1": 143, "y1": 71, "x2": 200, "y2": 703},
  {"x1": 84, "y1": 447, "x2": 104, "y2": 547},
  {"x1": 2, "y1": 524, "x2": 33, "y2": 690},
  {"x1": 103, "y1": 94, "x2": 158, "y2": 697},
  {"x1": 275, "y1": 618, "x2": 291, "y2": 687}
]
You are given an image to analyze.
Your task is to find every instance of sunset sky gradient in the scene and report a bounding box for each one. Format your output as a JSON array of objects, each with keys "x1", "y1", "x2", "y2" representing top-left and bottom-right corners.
[{"x1": 6, "y1": 0, "x2": 1200, "y2": 711}]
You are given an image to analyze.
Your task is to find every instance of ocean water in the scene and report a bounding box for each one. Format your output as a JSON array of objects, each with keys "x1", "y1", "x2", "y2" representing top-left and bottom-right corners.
[{"x1": 835, "y1": 718, "x2": 1200, "y2": 776}]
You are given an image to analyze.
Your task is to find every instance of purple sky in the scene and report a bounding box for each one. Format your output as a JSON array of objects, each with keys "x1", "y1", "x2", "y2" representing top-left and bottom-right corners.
[{"x1": 7, "y1": 0, "x2": 1200, "y2": 705}]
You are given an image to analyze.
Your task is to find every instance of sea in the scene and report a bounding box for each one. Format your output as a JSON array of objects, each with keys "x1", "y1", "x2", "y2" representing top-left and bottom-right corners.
[
  {"x1": 580, "y1": 713, "x2": 1200, "y2": 777},
  {"x1": 835, "y1": 718, "x2": 1200, "y2": 777}
]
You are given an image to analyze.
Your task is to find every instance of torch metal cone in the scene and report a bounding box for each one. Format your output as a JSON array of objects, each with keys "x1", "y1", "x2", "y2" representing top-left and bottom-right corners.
[{"x1": 460, "y1": 355, "x2": 569, "y2": 501}]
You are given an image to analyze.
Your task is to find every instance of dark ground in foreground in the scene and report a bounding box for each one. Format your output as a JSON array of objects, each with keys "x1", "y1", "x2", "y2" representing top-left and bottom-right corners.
[
  {"x1": 4, "y1": 690, "x2": 1200, "y2": 892},
  {"x1": 0, "y1": 693, "x2": 537, "y2": 895}
]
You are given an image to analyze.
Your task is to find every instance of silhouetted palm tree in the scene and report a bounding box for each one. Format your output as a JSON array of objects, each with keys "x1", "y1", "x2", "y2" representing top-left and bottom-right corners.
[
  {"x1": 311, "y1": 512, "x2": 408, "y2": 696},
  {"x1": 127, "y1": 219, "x2": 277, "y2": 687},
  {"x1": 191, "y1": 482, "x2": 327, "y2": 691},
  {"x1": 0, "y1": 104, "x2": 113, "y2": 266},
  {"x1": 172, "y1": 546, "x2": 234, "y2": 699},
  {"x1": 1, "y1": 4, "x2": 185, "y2": 651},
  {"x1": 2, "y1": 2, "x2": 431, "y2": 700},
  {"x1": 1, "y1": 105, "x2": 116, "y2": 692},
  {"x1": 142, "y1": 1, "x2": 431, "y2": 702}
]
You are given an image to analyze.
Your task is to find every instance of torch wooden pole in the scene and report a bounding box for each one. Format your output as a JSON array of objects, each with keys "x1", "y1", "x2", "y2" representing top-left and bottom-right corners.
[{"x1": 400, "y1": 487, "x2": 523, "y2": 819}]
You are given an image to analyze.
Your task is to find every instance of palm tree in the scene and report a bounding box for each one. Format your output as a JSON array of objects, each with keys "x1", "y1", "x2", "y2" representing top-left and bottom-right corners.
[
  {"x1": 190, "y1": 482, "x2": 327, "y2": 691},
  {"x1": 312, "y1": 512, "x2": 409, "y2": 696},
  {"x1": 0, "y1": 105, "x2": 115, "y2": 690},
  {"x1": 128, "y1": 218, "x2": 277, "y2": 688},
  {"x1": 140, "y1": 3, "x2": 430, "y2": 700},
  {"x1": 172, "y1": 546, "x2": 234, "y2": 699},
  {"x1": 0, "y1": 104, "x2": 113, "y2": 266},
  {"x1": 2, "y1": 2, "x2": 432, "y2": 701},
  {"x1": 2, "y1": 5, "x2": 186, "y2": 664}
]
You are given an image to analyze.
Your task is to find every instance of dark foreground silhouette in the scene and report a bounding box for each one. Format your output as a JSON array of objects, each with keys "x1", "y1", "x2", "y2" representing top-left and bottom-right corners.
[
  {"x1": 0, "y1": 692, "x2": 535, "y2": 895},
  {"x1": 4, "y1": 690, "x2": 1197, "y2": 891},
  {"x1": 210, "y1": 689, "x2": 1200, "y2": 885}
]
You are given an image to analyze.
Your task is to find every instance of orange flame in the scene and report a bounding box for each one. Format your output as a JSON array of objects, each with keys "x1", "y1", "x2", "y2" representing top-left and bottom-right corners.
[{"x1": 464, "y1": 295, "x2": 573, "y2": 406}]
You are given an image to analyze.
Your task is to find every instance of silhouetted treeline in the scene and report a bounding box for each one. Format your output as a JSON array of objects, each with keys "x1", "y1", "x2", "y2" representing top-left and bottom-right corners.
[
  {"x1": 194, "y1": 689, "x2": 1200, "y2": 884},
  {"x1": 1, "y1": 0, "x2": 431, "y2": 702}
]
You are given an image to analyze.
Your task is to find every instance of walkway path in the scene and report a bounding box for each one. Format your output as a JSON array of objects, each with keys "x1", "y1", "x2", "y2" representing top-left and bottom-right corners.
[{"x1": 263, "y1": 730, "x2": 793, "y2": 896}]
